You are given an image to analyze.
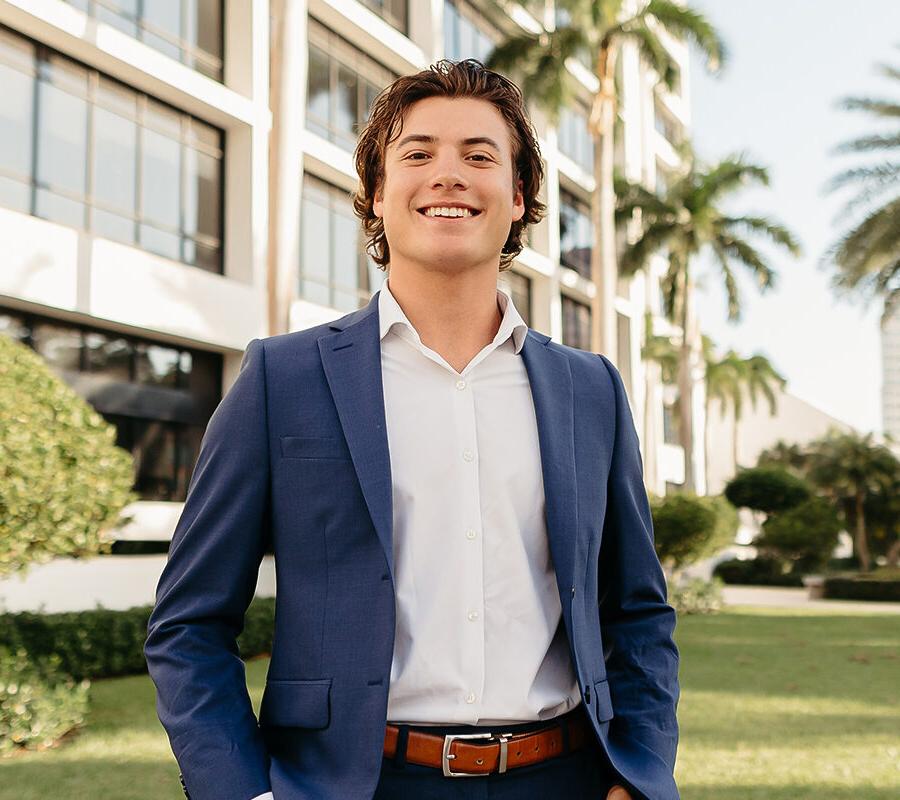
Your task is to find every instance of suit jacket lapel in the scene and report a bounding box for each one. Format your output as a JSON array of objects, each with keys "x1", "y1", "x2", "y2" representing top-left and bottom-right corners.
[
  {"x1": 318, "y1": 292, "x2": 578, "y2": 594},
  {"x1": 520, "y1": 330, "x2": 578, "y2": 595}
]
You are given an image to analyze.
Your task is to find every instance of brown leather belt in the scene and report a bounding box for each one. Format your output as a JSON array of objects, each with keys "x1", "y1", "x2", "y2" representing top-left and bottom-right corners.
[{"x1": 383, "y1": 711, "x2": 589, "y2": 777}]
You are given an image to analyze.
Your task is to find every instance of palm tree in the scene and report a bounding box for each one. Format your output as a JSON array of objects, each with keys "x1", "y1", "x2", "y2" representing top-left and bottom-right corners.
[
  {"x1": 615, "y1": 152, "x2": 801, "y2": 491},
  {"x1": 486, "y1": 0, "x2": 726, "y2": 355},
  {"x1": 806, "y1": 431, "x2": 900, "y2": 571},
  {"x1": 703, "y1": 337, "x2": 786, "y2": 474},
  {"x1": 824, "y1": 48, "x2": 900, "y2": 315}
]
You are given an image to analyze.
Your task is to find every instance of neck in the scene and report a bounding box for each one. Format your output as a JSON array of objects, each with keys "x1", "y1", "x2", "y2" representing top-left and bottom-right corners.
[{"x1": 384, "y1": 265, "x2": 502, "y2": 358}]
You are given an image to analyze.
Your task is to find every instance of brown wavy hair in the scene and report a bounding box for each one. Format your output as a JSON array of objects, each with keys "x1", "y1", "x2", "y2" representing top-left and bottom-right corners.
[{"x1": 353, "y1": 59, "x2": 546, "y2": 272}]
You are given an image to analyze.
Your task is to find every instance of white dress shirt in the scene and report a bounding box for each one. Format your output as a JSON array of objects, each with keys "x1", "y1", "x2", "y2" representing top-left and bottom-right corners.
[
  {"x1": 379, "y1": 278, "x2": 580, "y2": 725},
  {"x1": 249, "y1": 280, "x2": 580, "y2": 799}
]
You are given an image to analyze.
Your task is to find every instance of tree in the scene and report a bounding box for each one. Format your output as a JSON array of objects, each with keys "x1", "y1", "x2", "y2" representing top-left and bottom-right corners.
[
  {"x1": 724, "y1": 466, "x2": 812, "y2": 516},
  {"x1": 486, "y1": 0, "x2": 726, "y2": 356},
  {"x1": 0, "y1": 336, "x2": 136, "y2": 575},
  {"x1": 756, "y1": 497, "x2": 842, "y2": 573},
  {"x1": 650, "y1": 492, "x2": 718, "y2": 572},
  {"x1": 703, "y1": 337, "x2": 786, "y2": 473},
  {"x1": 616, "y1": 152, "x2": 801, "y2": 490},
  {"x1": 806, "y1": 431, "x2": 900, "y2": 571},
  {"x1": 824, "y1": 47, "x2": 900, "y2": 315}
]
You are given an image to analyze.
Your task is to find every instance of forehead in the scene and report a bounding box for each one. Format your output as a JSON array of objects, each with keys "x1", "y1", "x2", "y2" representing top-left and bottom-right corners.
[{"x1": 389, "y1": 96, "x2": 514, "y2": 155}]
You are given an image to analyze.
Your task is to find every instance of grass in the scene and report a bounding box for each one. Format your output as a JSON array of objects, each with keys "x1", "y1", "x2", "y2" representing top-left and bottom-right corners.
[{"x1": 1, "y1": 608, "x2": 897, "y2": 799}]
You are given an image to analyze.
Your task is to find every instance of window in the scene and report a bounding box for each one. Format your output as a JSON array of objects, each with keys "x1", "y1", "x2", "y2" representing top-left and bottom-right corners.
[
  {"x1": 0, "y1": 27, "x2": 225, "y2": 273},
  {"x1": 561, "y1": 295, "x2": 591, "y2": 351},
  {"x1": 559, "y1": 188, "x2": 592, "y2": 279},
  {"x1": 499, "y1": 270, "x2": 532, "y2": 327},
  {"x1": 444, "y1": 0, "x2": 497, "y2": 63},
  {"x1": 306, "y1": 20, "x2": 395, "y2": 153},
  {"x1": 558, "y1": 104, "x2": 593, "y2": 174},
  {"x1": 663, "y1": 402, "x2": 679, "y2": 445},
  {"x1": 358, "y1": 0, "x2": 408, "y2": 35},
  {"x1": 654, "y1": 96, "x2": 680, "y2": 146},
  {"x1": 300, "y1": 174, "x2": 382, "y2": 312},
  {"x1": 62, "y1": 0, "x2": 224, "y2": 81},
  {"x1": 1, "y1": 307, "x2": 222, "y2": 502}
]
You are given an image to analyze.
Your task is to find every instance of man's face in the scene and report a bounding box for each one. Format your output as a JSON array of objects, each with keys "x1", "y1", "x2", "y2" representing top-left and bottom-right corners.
[{"x1": 373, "y1": 96, "x2": 526, "y2": 275}]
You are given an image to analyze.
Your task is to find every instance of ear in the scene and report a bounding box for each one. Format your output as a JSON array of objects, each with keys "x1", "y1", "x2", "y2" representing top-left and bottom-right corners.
[
  {"x1": 373, "y1": 186, "x2": 384, "y2": 219},
  {"x1": 512, "y1": 177, "x2": 525, "y2": 222}
]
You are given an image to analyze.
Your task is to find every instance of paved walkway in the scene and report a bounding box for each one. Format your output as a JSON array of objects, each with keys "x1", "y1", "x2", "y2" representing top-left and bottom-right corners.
[{"x1": 721, "y1": 585, "x2": 900, "y2": 614}]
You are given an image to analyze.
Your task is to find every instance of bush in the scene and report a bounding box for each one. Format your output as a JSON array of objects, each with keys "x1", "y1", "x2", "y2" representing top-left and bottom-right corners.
[
  {"x1": 713, "y1": 556, "x2": 805, "y2": 587},
  {"x1": 824, "y1": 573, "x2": 900, "y2": 602},
  {"x1": 724, "y1": 466, "x2": 812, "y2": 514},
  {"x1": 669, "y1": 578, "x2": 724, "y2": 615},
  {"x1": 0, "y1": 648, "x2": 90, "y2": 755},
  {"x1": 0, "y1": 335, "x2": 137, "y2": 576},
  {"x1": 757, "y1": 497, "x2": 843, "y2": 572},
  {"x1": 651, "y1": 494, "x2": 719, "y2": 569},
  {"x1": 0, "y1": 597, "x2": 276, "y2": 682}
]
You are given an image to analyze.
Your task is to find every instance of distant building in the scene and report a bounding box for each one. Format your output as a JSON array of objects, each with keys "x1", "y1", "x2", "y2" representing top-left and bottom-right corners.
[{"x1": 882, "y1": 305, "x2": 900, "y2": 450}]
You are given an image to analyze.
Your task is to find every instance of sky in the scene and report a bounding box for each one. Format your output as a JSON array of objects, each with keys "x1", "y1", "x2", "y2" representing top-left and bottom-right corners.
[{"x1": 685, "y1": 0, "x2": 899, "y2": 435}]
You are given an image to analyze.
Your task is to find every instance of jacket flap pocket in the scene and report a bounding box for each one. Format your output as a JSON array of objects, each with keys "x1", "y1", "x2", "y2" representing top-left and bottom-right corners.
[
  {"x1": 593, "y1": 678, "x2": 614, "y2": 723},
  {"x1": 259, "y1": 678, "x2": 332, "y2": 729},
  {"x1": 280, "y1": 435, "x2": 350, "y2": 460}
]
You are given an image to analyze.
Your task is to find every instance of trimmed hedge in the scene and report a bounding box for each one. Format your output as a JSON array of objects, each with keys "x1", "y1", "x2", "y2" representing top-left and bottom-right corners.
[
  {"x1": 0, "y1": 597, "x2": 276, "y2": 682},
  {"x1": 0, "y1": 648, "x2": 90, "y2": 754},
  {"x1": 713, "y1": 557, "x2": 805, "y2": 587},
  {"x1": 823, "y1": 575, "x2": 900, "y2": 602}
]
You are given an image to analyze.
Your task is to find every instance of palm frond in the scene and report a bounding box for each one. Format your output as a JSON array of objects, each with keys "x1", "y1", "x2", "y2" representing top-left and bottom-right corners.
[
  {"x1": 837, "y1": 96, "x2": 900, "y2": 118},
  {"x1": 692, "y1": 157, "x2": 770, "y2": 209},
  {"x1": 642, "y1": 0, "x2": 727, "y2": 73},
  {"x1": 719, "y1": 215, "x2": 802, "y2": 256},
  {"x1": 710, "y1": 241, "x2": 742, "y2": 320},
  {"x1": 833, "y1": 132, "x2": 900, "y2": 155}
]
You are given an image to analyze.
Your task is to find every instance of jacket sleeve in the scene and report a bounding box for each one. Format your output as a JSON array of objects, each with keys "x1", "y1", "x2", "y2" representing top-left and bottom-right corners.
[
  {"x1": 597, "y1": 354, "x2": 680, "y2": 799},
  {"x1": 144, "y1": 338, "x2": 272, "y2": 800}
]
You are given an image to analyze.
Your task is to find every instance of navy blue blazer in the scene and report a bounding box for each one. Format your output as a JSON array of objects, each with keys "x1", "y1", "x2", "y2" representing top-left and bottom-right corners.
[{"x1": 144, "y1": 291, "x2": 680, "y2": 800}]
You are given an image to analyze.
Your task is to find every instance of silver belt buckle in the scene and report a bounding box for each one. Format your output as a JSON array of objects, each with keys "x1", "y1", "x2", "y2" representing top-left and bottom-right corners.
[{"x1": 442, "y1": 732, "x2": 514, "y2": 777}]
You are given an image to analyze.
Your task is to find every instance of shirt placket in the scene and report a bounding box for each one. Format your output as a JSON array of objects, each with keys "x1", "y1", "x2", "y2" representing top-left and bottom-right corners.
[{"x1": 453, "y1": 369, "x2": 486, "y2": 718}]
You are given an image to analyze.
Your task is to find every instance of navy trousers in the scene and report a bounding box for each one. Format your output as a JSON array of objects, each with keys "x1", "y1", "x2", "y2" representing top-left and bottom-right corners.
[{"x1": 374, "y1": 706, "x2": 615, "y2": 799}]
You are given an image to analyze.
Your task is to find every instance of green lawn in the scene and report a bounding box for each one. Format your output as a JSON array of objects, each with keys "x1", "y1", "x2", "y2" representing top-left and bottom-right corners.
[{"x1": 1, "y1": 607, "x2": 897, "y2": 799}]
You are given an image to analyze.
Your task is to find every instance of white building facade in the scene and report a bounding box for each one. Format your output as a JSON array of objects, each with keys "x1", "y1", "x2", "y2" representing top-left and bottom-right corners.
[{"x1": 0, "y1": 0, "x2": 692, "y2": 611}]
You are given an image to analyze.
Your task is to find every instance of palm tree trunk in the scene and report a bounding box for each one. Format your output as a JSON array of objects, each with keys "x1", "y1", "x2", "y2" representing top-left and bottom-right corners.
[
  {"x1": 675, "y1": 266, "x2": 695, "y2": 493},
  {"x1": 854, "y1": 489, "x2": 871, "y2": 571},
  {"x1": 589, "y1": 44, "x2": 618, "y2": 357},
  {"x1": 644, "y1": 361, "x2": 658, "y2": 496},
  {"x1": 732, "y1": 408, "x2": 739, "y2": 471},
  {"x1": 886, "y1": 538, "x2": 900, "y2": 568}
]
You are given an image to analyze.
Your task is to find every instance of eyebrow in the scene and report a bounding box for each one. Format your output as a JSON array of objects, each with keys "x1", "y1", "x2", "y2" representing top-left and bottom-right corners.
[{"x1": 393, "y1": 134, "x2": 502, "y2": 154}]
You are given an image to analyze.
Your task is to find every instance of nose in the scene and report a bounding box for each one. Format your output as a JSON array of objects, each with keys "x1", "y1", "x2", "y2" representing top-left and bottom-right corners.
[{"x1": 429, "y1": 152, "x2": 469, "y2": 191}]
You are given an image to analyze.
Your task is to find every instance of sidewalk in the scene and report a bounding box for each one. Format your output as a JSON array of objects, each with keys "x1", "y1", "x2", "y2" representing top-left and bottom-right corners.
[{"x1": 721, "y1": 585, "x2": 900, "y2": 614}]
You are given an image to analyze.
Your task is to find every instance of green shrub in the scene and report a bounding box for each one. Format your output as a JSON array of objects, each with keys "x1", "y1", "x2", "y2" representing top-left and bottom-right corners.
[
  {"x1": 713, "y1": 556, "x2": 804, "y2": 587},
  {"x1": 651, "y1": 493, "x2": 719, "y2": 569},
  {"x1": 0, "y1": 335, "x2": 137, "y2": 576},
  {"x1": 823, "y1": 574, "x2": 900, "y2": 602},
  {"x1": 670, "y1": 578, "x2": 724, "y2": 615},
  {"x1": 0, "y1": 598, "x2": 276, "y2": 682},
  {"x1": 0, "y1": 648, "x2": 90, "y2": 755},
  {"x1": 757, "y1": 497, "x2": 843, "y2": 572},
  {"x1": 724, "y1": 466, "x2": 812, "y2": 514}
]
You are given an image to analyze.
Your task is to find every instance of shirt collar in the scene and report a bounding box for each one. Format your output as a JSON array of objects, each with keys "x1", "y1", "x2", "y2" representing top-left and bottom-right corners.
[{"x1": 378, "y1": 277, "x2": 528, "y2": 354}]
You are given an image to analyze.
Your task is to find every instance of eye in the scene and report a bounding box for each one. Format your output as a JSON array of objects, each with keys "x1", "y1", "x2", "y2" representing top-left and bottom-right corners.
[
  {"x1": 468, "y1": 154, "x2": 492, "y2": 162},
  {"x1": 404, "y1": 151, "x2": 430, "y2": 160}
]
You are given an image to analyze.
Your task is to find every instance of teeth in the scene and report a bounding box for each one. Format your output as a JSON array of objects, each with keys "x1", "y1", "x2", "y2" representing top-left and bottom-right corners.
[{"x1": 425, "y1": 206, "x2": 473, "y2": 217}]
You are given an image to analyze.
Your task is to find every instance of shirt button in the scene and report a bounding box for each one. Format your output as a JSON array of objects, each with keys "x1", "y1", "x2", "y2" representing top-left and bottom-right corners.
[
  {"x1": 467, "y1": 610, "x2": 479, "y2": 621},
  {"x1": 465, "y1": 529, "x2": 477, "y2": 540},
  {"x1": 466, "y1": 692, "x2": 476, "y2": 704},
  {"x1": 455, "y1": 379, "x2": 467, "y2": 390},
  {"x1": 462, "y1": 449, "x2": 474, "y2": 462}
]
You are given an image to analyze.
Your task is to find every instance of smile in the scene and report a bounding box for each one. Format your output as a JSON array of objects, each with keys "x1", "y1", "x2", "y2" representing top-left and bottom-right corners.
[{"x1": 417, "y1": 206, "x2": 481, "y2": 219}]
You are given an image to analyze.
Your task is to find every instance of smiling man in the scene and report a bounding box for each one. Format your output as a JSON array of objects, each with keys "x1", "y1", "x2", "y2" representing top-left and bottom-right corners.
[{"x1": 145, "y1": 60, "x2": 679, "y2": 800}]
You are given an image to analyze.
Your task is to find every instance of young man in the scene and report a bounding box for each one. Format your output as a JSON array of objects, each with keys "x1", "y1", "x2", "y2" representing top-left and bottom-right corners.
[{"x1": 145, "y1": 60, "x2": 679, "y2": 800}]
